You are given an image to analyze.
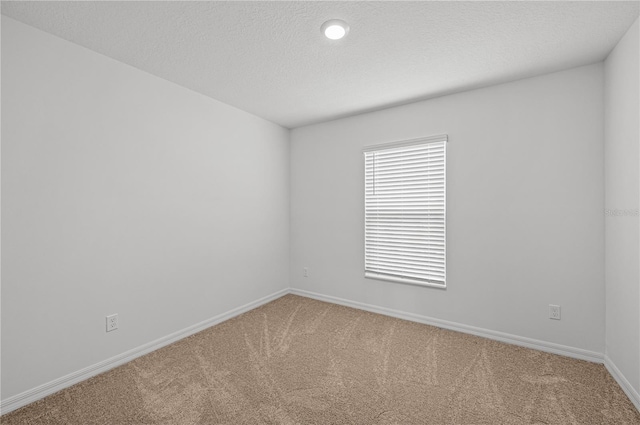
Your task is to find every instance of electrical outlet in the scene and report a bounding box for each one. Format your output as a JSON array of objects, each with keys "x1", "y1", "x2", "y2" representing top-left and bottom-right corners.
[
  {"x1": 549, "y1": 305, "x2": 561, "y2": 320},
  {"x1": 303, "y1": 267, "x2": 308, "y2": 277},
  {"x1": 106, "y1": 314, "x2": 118, "y2": 332}
]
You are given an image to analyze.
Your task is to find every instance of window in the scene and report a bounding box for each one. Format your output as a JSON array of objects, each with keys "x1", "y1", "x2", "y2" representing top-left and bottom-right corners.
[{"x1": 364, "y1": 135, "x2": 447, "y2": 288}]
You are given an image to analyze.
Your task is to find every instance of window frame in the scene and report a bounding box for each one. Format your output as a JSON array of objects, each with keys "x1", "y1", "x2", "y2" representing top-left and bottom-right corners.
[{"x1": 363, "y1": 134, "x2": 447, "y2": 289}]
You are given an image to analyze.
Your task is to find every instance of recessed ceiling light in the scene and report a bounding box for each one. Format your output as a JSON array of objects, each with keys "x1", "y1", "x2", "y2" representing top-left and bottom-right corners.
[{"x1": 321, "y1": 19, "x2": 349, "y2": 40}]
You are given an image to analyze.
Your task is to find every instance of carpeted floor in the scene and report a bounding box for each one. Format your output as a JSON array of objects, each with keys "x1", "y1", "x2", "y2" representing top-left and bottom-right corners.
[{"x1": 2, "y1": 294, "x2": 639, "y2": 424}]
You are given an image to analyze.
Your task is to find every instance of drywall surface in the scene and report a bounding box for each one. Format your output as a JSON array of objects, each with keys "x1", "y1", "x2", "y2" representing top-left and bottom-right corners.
[
  {"x1": 604, "y1": 17, "x2": 640, "y2": 394},
  {"x1": 3, "y1": 2, "x2": 638, "y2": 128},
  {"x1": 291, "y1": 63, "x2": 605, "y2": 354},
  {"x1": 1, "y1": 17, "x2": 289, "y2": 400}
]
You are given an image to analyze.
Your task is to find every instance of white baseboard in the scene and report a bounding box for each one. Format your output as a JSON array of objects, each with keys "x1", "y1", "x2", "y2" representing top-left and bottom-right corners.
[
  {"x1": 291, "y1": 288, "x2": 640, "y2": 413},
  {"x1": 7, "y1": 287, "x2": 636, "y2": 417},
  {"x1": 604, "y1": 355, "x2": 640, "y2": 412},
  {"x1": 290, "y1": 288, "x2": 604, "y2": 364},
  {"x1": 0, "y1": 288, "x2": 289, "y2": 416}
]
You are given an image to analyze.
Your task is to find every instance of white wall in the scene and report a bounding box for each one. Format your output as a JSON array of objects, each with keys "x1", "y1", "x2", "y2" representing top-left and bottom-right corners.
[
  {"x1": 604, "y1": 17, "x2": 640, "y2": 396},
  {"x1": 1, "y1": 16, "x2": 290, "y2": 400},
  {"x1": 291, "y1": 64, "x2": 605, "y2": 354}
]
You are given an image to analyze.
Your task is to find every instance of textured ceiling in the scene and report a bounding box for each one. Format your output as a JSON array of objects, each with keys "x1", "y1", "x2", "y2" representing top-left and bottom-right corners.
[{"x1": 2, "y1": 1, "x2": 639, "y2": 128}]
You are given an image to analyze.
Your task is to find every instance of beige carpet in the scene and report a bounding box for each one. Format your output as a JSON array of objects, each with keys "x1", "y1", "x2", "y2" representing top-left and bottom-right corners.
[{"x1": 2, "y1": 294, "x2": 639, "y2": 424}]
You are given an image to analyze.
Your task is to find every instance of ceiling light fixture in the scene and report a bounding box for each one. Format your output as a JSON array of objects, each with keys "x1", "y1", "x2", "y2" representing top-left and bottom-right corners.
[{"x1": 321, "y1": 19, "x2": 349, "y2": 40}]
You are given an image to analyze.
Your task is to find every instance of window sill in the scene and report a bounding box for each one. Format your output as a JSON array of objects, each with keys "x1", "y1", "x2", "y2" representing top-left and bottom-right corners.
[{"x1": 365, "y1": 271, "x2": 446, "y2": 289}]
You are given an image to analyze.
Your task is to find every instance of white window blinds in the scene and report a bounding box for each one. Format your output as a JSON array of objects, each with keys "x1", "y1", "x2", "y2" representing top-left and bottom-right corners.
[{"x1": 364, "y1": 135, "x2": 447, "y2": 288}]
